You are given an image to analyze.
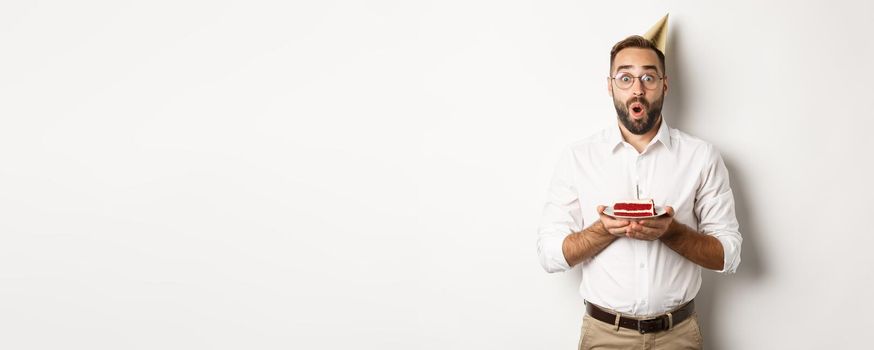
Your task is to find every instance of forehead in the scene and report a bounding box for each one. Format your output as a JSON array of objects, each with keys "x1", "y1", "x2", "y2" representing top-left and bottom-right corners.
[{"x1": 612, "y1": 48, "x2": 661, "y2": 73}]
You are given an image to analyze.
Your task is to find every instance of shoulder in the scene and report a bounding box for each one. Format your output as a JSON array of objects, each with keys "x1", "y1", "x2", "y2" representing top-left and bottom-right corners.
[
  {"x1": 668, "y1": 127, "x2": 728, "y2": 182},
  {"x1": 669, "y1": 127, "x2": 722, "y2": 160},
  {"x1": 564, "y1": 127, "x2": 614, "y2": 155}
]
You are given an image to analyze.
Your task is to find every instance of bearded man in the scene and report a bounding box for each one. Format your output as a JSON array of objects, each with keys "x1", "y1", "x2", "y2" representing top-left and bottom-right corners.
[{"x1": 536, "y1": 17, "x2": 742, "y2": 350}]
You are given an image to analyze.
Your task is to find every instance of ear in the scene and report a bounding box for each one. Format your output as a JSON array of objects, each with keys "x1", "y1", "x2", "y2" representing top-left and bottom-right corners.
[
  {"x1": 607, "y1": 76, "x2": 613, "y2": 97},
  {"x1": 661, "y1": 75, "x2": 669, "y2": 97}
]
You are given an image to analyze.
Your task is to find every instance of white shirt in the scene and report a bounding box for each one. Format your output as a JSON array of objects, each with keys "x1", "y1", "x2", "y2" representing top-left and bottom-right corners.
[{"x1": 537, "y1": 119, "x2": 742, "y2": 317}]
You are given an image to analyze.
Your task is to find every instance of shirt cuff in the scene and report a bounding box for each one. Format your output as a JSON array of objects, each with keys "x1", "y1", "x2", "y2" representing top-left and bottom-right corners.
[
  {"x1": 714, "y1": 235, "x2": 741, "y2": 274},
  {"x1": 538, "y1": 232, "x2": 572, "y2": 274}
]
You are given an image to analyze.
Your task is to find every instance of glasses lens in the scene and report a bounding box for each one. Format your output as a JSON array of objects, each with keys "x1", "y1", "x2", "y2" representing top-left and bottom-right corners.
[
  {"x1": 641, "y1": 74, "x2": 658, "y2": 89},
  {"x1": 614, "y1": 73, "x2": 633, "y2": 89}
]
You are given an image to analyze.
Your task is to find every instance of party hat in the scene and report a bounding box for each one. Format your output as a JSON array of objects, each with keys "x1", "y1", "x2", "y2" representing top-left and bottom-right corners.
[{"x1": 642, "y1": 14, "x2": 669, "y2": 53}]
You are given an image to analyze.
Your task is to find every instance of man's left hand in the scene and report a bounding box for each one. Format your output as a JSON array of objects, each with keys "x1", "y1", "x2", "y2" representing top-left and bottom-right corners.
[{"x1": 625, "y1": 206, "x2": 675, "y2": 241}]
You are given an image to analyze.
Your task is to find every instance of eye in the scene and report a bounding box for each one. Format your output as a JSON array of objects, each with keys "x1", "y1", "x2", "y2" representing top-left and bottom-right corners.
[
  {"x1": 618, "y1": 74, "x2": 632, "y2": 82},
  {"x1": 641, "y1": 75, "x2": 655, "y2": 82}
]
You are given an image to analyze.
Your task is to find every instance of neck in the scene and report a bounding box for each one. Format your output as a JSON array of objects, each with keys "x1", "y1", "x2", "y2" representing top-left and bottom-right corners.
[{"x1": 619, "y1": 116, "x2": 662, "y2": 153}]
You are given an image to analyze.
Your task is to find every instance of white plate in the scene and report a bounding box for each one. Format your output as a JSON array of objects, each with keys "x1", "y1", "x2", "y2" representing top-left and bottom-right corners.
[{"x1": 603, "y1": 205, "x2": 667, "y2": 220}]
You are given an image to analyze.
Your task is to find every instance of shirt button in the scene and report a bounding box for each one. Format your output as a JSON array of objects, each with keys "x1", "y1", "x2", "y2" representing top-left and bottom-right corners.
[{"x1": 639, "y1": 263, "x2": 645, "y2": 269}]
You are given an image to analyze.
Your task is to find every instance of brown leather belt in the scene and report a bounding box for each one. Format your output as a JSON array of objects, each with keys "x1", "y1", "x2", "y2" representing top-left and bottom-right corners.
[{"x1": 585, "y1": 300, "x2": 695, "y2": 334}]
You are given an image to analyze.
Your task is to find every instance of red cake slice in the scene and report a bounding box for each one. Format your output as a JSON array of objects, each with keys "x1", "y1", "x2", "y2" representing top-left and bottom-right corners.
[{"x1": 613, "y1": 199, "x2": 656, "y2": 217}]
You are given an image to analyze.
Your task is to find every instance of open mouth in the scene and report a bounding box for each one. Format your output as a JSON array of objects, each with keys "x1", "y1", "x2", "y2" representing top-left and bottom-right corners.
[{"x1": 629, "y1": 102, "x2": 646, "y2": 117}]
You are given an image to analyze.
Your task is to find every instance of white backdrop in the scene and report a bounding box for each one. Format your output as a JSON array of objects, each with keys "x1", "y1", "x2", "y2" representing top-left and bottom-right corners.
[{"x1": 1, "y1": 1, "x2": 873, "y2": 349}]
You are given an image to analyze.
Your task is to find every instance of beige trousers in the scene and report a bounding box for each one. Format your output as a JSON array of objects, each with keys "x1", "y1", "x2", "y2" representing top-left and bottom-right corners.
[{"x1": 578, "y1": 313, "x2": 704, "y2": 350}]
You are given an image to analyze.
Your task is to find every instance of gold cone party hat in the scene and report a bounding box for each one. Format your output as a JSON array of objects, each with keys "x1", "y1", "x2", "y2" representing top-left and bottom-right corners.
[{"x1": 642, "y1": 14, "x2": 669, "y2": 53}]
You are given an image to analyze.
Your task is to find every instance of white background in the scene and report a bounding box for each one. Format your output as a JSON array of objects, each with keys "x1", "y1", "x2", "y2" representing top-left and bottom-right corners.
[{"x1": 1, "y1": 1, "x2": 873, "y2": 349}]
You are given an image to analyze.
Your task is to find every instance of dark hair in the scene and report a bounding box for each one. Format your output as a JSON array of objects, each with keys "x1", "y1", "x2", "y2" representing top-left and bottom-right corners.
[{"x1": 609, "y1": 35, "x2": 665, "y2": 74}]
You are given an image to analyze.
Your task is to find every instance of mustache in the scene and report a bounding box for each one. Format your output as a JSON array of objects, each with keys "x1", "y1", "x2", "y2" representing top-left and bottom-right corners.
[{"x1": 626, "y1": 97, "x2": 650, "y2": 109}]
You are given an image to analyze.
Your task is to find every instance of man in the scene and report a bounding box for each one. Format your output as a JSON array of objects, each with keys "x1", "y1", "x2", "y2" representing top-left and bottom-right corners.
[{"x1": 536, "y1": 16, "x2": 742, "y2": 350}]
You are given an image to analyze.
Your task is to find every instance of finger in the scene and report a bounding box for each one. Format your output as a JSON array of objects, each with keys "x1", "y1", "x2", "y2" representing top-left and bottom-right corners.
[
  {"x1": 626, "y1": 222, "x2": 647, "y2": 234},
  {"x1": 603, "y1": 218, "x2": 630, "y2": 229},
  {"x1": 605, "y1": 224, "x2": 630, "y2": 235},
  {"x1": 665, "y1": 206, "x2": 675, "y2": 217},
  {"x1": 634, "y1": 225, "x2": 661, "y2": 236},
  {"x1": 635, "y1": 227, "x2": 665, "y2": 241},
  {"x1": 597, "y1": 220, "x2": 625, "y2": 237},
  {"x1": 608, "y1": 227, "x2": 628, "y2": 236},
  {"x1": 638, "y1": 218, "x2": 669, "y2": 229},
  {"x1": 625, "y1": 223, "x2": 642, "y2": 237},
  {"x1": 627, "y1": 227, "x2": 660, "y2": 240},
  {"x1": 597, "y1": 208, "x2": 629, "y2": 227},
  {"x1": 598, "y1": 206, "x2": 625, "y2": 224},
  {"x1": 597, "y1": 206, "x2": 616, "y2": 223}
]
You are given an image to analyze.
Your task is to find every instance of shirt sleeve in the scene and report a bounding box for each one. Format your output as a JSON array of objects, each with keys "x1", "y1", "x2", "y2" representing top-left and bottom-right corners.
[
  {"x1": 694, "y1": 146, "x2": 743, "y2": 274},
  {"x1": 537, "y1": 147, "x2": 584, "y2": 274}
]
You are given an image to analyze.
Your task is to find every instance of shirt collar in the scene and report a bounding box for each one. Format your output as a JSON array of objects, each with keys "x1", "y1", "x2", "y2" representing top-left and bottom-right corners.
[
  {"x1": 608, "y1": 117, "x2": 673, "y2": 153},
  {"x1": 654, "y1": 118, "x2": 673, "y2": 150}
]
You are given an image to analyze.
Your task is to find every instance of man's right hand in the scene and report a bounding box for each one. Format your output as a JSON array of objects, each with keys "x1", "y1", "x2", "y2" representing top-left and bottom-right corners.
[{"x1": 597, "y1": 205, "x2": 631, "y2": 237}]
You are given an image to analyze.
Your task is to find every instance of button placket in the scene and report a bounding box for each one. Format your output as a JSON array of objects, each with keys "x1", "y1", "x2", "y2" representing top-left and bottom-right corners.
[
  {"x1": 636, "y1": 155, "x2": 647, "y2": 199},
  {"x1": 632, "y1": 154, "x2": 641, "y2": 199}
]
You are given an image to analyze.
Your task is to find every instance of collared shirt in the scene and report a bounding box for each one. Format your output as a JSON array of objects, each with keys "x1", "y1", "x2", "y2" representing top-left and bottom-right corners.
[{"x1": 537, "y1": 119, "x2": 742, "y2": 317}]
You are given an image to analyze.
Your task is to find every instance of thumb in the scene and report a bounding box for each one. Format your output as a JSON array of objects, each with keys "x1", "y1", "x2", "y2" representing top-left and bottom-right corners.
[
  {"x1": 597, "y1": 205, "x2": 606, "y2": 214},
  {"x1": 665, "y1": 206, "x2": 675, "y2": 217}
]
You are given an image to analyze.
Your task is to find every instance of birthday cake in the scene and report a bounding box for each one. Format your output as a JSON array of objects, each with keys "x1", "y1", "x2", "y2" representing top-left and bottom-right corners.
[{"x1": 613, "y1": 199, "x2": 656, "y2": 217}]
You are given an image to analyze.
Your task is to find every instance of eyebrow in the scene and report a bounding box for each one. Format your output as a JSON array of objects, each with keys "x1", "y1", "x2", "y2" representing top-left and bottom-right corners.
[{"x1": 615, "y1": 65, "x2": 660, "y2": 73}]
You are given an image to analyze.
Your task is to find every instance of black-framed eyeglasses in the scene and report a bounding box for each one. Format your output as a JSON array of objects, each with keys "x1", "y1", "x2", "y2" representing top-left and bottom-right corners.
[{"x1": 609, "y1": 72, "x2": 665, "y2": 90}]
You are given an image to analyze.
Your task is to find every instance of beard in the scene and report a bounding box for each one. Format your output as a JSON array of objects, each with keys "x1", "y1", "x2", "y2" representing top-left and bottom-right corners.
[{"x1": 613, "y1": 92, "x2": 664, "y2": 135}]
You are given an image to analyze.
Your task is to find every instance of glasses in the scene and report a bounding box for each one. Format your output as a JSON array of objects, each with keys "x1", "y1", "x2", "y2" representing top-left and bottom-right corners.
[{"x1": 609, "y1": 72, "x2": 664, "y2": 90}]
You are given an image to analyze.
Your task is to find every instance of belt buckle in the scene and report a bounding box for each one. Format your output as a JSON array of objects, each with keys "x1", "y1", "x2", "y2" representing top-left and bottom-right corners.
[{"x1": 637, "y1": 317, "x2": 665, "y2": 334}]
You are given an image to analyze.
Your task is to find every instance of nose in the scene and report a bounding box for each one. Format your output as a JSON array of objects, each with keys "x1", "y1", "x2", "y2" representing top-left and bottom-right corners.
[{"x1": 631, "y1": 78, "x2": 645, "y2": 96}]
